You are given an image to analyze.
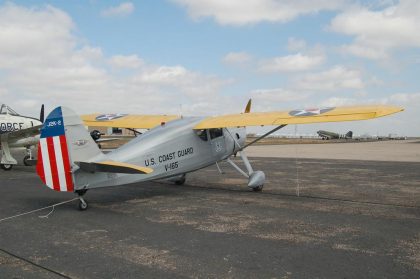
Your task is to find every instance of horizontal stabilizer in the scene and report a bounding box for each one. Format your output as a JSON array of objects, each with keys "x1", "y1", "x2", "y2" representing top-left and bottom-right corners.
[{"x1": 76, "y1": 160, "x2": 153, "y2": 174}]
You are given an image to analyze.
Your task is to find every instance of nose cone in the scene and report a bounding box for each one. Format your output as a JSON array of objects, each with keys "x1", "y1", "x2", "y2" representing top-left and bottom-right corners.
[{"x1": 35, "y1": 119, "x2": 42, "y2": 126}]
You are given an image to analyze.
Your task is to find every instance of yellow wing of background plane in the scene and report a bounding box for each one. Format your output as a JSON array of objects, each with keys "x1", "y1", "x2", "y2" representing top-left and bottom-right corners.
[
  {"x1": 193, "y1": 105, "x2": 403, "y2": 129},
  {"x1": 81, "y1": 114, "x2": 180, "y2": 129}
]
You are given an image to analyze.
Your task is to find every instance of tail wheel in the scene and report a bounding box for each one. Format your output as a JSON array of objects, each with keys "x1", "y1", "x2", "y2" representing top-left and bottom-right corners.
[
  {"x1": 0, "y1": 164, "x2": 13, "y2": 171},
  {"x1": 252, "y1": 185, "x2": 264, "y2": 192},
  {"x1": 78, "y1": 197, "x2": 88, "y2": 211}
]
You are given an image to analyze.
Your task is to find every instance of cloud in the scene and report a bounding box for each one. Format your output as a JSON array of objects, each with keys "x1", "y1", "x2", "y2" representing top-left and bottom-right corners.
[
  {"x1": 384, "y1": 92, "x2": 420, "y2": 105},
  {"x1": 101, "y1": 2, "x2": 134, "y2": 17},
  {"x1": 252, "y1": 88, "x2": 311, "y2": 103},
  {"x1": 330, "y1": 0, "x2": 420, "y2": 59},
  {"x1": 109, "y1": 55, "x2": 143, "y2": 69},
  {"x1": 133, "y1": 65, "x2": 232, "y2": 98},
  {"x1": 320, "y1": 97, "x2": 358, "y2": 107},
  {"x1": 287, "y1": 37, "x2": 307, "y2": 52},
  {"x1": 294, "y1": 66, "x2": 364, "y2": 91},
  {"x1": 222, "y1": 51, "x2": 252, "y2": 65},
  {"x1": 258, "y1": 53, "x2": 325, "y2": 73},
  {"x1": 171, "y1": 0, "x2": 347, "y2": 25},
  {"x1": 0, "y1": 3, "x2": 230, "y2": 116}
]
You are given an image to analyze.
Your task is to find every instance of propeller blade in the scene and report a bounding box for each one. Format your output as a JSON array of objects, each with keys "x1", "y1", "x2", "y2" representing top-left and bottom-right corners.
[{"x1": 40, "y1": 104, "x2": 45, "y2": 123}]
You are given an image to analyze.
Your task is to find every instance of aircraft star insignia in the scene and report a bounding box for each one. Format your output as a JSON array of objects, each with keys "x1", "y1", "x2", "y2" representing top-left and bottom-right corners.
[
  {"x1": 289, "y1": 107, "x2": 335, "y2": 117},
  {"x1": 95, "y1": 113, "x2": 128, "y2": 121}
]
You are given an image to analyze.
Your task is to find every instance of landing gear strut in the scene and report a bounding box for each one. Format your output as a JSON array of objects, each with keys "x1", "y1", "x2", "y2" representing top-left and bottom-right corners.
[
  {"x1": 23, "y1": 146, "x2": 34, "y2": 166},
  {"x1": 76, "y1": 189, "x2": 88, "y2": 211},
  {"x1": 1, "y1": 137, "x2": 17, "y2": 170}
]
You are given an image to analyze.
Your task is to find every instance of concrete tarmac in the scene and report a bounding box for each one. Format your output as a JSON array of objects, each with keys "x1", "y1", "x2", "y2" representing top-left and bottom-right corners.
[
  {"x1": 0, "y1": 141, "x2": 420, "y2": 278},
  {"x1": 247, "y1": 139, "x2": 420, "y2": 162}
]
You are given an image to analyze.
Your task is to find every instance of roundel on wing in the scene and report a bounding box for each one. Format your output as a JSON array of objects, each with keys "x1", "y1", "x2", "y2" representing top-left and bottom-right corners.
[
  {"x1": 95, "y1": 113, "x2": 128, "y2": 121},
  {"x1": 289, "y1": 107, "x2": 335, "y2": 117}
]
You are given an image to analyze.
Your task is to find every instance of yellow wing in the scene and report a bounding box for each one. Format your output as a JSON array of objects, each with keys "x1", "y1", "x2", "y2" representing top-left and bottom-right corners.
[
  {"x1": 82, "y1": 114, "x2": 180, "y2": 129},
  {"x1": 193, "y1": 105, "x2": 403, "y2": 129}
]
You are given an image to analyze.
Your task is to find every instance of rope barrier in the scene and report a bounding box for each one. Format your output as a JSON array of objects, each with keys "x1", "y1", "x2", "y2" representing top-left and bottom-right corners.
[{"x1": 0, "y1": 198, "x2": 78, "y2": 223}]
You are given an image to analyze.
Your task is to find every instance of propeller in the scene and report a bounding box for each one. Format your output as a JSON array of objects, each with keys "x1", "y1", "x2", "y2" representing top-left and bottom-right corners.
[{"x1": 40, "y1": 104, "x2": 44, "y2": 123}]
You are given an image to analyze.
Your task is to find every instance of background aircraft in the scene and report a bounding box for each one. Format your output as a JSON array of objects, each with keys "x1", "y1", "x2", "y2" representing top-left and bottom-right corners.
[
  {"x1": 317, "y1": 130, "x2": 353, "y2": 140},
  {"x1": 35, "y1": 102, "x2": 403, "y2": 210},
  {"x1": 0, "y1": 104, "x2": 44, "y2": 170}
]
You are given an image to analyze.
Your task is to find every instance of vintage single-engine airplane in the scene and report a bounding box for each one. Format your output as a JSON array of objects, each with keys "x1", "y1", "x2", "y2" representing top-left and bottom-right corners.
[
  {"x1": 35, "y1": 102, "x2": 403, "y2": 210},
  {"x1": 0, "y1": 104, "x2": 44, "y2": 170}
]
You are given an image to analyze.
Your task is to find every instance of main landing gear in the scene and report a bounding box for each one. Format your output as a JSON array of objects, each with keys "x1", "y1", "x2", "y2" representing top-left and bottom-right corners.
[
  {"x1": 174, "y1": 174, "x2": 186, "y2": 185},
  {"x1": 166, "y1": 173, "x2": 186, "y2": 185},
  {"x1": 0, "y1": 164, "x2": 12, "y2": 171},
  {"x1": 23, "y1": 146, "x2": 34, "y2": 166},
  {"x1": 76, "y1": 189, "x2": 88, "y2": 211},
  {"x1": 225, "y1": 150, "x2": 265, "y2": 192},
  {"x1": 1, "y1": 139, "x2": 17, "y2": 171}
]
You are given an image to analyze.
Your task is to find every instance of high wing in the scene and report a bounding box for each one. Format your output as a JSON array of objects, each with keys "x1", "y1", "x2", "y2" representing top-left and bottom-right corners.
[
  {"x1": 193, "y1": 105, "x2": 403, "y2": 129},
  {"x1": 1, "y1": 125, "x2": 42, "y2": 139},
  {"x1": 81, "y1": 114, "x2": 180, "y2": 129}
]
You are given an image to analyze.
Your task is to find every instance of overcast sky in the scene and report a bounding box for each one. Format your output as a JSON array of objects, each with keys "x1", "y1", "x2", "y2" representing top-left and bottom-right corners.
[{"x1": 0, "y1": 0, "x2": 419, "y2": 136}]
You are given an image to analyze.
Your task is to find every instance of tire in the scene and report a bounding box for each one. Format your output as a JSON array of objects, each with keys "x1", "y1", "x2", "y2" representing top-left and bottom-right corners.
[
  {"x1": 175, "y1": 176, "x2": 186, "y2": 185},
  {"x1": 78, "y1": 200, "x2": 88, "y2": 211},
  {"x1": 0, "y1": 164, "x2": 13, "y2": 171},
  {"x1": 23, "y1": 155, "x2": 31, "y2": 166},
  {"x1": 252, "y1": 185, "x2": 264, "y2": 192}
]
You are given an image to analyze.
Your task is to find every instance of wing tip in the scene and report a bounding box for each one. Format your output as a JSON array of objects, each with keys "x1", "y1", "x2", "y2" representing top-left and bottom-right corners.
[{"x1": 376, "y1": 105, "x2": 404, "y2": 117}]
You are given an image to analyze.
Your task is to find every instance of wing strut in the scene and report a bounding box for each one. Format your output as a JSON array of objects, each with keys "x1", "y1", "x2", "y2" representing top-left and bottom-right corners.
[{"x1": 241, "y1": 124, "x2": 287, "y2": 150}]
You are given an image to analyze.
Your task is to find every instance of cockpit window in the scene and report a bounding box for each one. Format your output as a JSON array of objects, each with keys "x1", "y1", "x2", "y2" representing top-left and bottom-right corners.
[
  {"x1": 195, "y1": 129, "x2": 208, "y2": 141},
  {"x1": 0, "y1": 105, "x2": 19, "y2": 116},
  {"x1": 209, "y1": 128, "x2": 223, "y2": 139}
]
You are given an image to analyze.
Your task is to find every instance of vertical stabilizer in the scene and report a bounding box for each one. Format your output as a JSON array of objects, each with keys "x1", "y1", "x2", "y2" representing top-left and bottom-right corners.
[
  {"x1": 244, "y1": 99, "x2": 252, "y2": 113},
  {"x1": 36, "y1": 106, "x2": 103, "y2": 192}
]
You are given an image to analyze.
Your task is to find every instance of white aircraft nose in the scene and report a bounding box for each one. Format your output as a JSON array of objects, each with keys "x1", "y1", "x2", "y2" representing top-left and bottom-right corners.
[{"x1": 35, "y1": 119, "x2": 42, "y2": 126}]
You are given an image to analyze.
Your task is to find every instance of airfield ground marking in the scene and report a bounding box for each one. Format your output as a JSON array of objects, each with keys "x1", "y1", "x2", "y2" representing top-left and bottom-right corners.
[{"x1": 0, "y1": 247, "x2": 72, "y2": 278}]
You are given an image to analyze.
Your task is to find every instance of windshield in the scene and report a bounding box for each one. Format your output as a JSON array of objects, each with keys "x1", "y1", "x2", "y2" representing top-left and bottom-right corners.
[{"x1": 0, "y1": 104, "x2": 19, "y2": 116}]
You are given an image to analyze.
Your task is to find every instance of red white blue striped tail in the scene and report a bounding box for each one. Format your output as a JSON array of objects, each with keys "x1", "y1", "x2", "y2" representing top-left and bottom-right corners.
[{"x1": 37, "y1": 107, "x2": 74, "y2": 192}]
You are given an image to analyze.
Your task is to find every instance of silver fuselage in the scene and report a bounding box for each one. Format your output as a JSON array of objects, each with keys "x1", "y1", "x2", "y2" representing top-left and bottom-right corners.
[{"x1": 75, "y1": 117, "x2": 246, "y2": 189}]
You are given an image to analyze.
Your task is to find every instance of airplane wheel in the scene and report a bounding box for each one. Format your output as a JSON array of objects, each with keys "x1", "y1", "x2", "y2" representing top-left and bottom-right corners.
[
  {"x1": 78, "y1": 199, "x2": 88, "y2": 211},
  {"x1": 1, "y1": 164, "x2": 13, "y2": 171},
  {"x1": 175, "y1": 176, "x2": 186, "y2": 185},
  {"x1": 252, "y1": 185, "x2": 264, "y2": 192},
  {"x1": 23, "y1": 155, "x2": 31, "y2": 166}
]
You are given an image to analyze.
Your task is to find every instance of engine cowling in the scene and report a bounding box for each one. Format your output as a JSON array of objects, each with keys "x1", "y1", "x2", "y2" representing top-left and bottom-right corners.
[{"x1": 225, "y1": 127, "x2": 246, "y2": 154}]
